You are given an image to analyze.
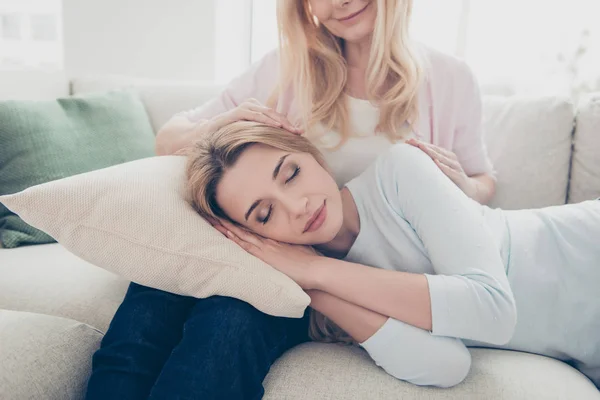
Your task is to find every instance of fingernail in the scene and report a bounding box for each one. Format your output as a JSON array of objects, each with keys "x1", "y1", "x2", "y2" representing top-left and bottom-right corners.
[{"x1": 226, "y1": 230, "x2": 233, "y2": 237}]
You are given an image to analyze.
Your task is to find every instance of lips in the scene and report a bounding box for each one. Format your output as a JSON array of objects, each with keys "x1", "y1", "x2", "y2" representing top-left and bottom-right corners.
[
  {"x1": 303, "y1": 201, "x2": 326, "y2": 233},
  {"x1": 338, "y1": 3, "x2": 369, "y2": 22}
]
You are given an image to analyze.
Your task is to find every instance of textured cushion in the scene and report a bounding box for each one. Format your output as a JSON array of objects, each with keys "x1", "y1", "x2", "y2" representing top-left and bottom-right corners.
[
  {"x1": 0, "y1": 91, "x2": 156, "y2": 248},
  {"x1": 0, "y1": 243, "x2": 128, "y2": 332},
  {"x1": 264, "y1": 343, "x2": 600, "y2": 399},
  {"x1": 0, "y1": 156, "x2": 309, "y2": 318},
  {"x1": 71, "y1": 75, "x2": 224, "y2": 133},
  {"x1": 0, "y1": 310, "x2": 103, "y2": 400},
  {"x1": 482, "y1": 96, "x2": 574, "y2": 209},
  {"x1": 569, "y1": 93, "x2": 600, "y2": 203}
]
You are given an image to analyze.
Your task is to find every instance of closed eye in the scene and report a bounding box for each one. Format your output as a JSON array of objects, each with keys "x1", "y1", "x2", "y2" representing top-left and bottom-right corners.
[
  {"x1": 259, "y1": 166, "x2": 299, "y2": 224},
  {"x1": 259, "y1": 204, "x2": 273, "y2": 224},
  {"x1": 285, "y1": 166, "x2": 300, "y2": 184}
]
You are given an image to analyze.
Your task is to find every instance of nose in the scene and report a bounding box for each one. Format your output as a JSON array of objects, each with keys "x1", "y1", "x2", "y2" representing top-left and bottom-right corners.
[
  {"x1": 281, "y1": 195, "x2": 309, "y2": 219},
  {"x1": 333, "y1": 0, "x2": 351, "y2": 7}
]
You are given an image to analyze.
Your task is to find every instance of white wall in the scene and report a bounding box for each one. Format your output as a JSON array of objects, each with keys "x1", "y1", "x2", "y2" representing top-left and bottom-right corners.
[
  {"x1": 62, "y1": 0, "x2": 216, "y2": 81},
  {"x1": 0, "y1": 70, "x2": 68, "y2": 100}
]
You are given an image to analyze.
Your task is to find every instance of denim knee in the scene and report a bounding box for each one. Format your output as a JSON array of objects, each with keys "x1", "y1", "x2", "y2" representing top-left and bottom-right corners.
[
  {"x1": 102, "y1": 283, "x2": 195, "y2": 343},
  {"x1": 147, "y1": 296, "x2": 309, "y2": 400},
  {"x1": 86, "y1": 283, "x2": 197, "y2": 400}
]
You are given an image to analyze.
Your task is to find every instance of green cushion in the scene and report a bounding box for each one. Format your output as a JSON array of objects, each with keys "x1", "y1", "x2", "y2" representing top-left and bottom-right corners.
[{"x1": 0, "y1": 91, "x2": 156, "y2": 248}]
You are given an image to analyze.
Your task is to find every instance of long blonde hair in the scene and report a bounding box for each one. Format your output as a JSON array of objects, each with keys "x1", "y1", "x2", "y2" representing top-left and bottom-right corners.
[
  {"x1": 273, "y1": 0, "x2": 423, "y2": 147},
  {"x1": 185, "y1": 121, "x2": 356, "y2": 345}
]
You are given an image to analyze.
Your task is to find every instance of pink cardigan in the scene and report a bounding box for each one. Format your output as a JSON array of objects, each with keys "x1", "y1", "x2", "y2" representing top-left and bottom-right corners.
[{"x1": 180, "y1": 45, "x2": 493, "y2": 176}]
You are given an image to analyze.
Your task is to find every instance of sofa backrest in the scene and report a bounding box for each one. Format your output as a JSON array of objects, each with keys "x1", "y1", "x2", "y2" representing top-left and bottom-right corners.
[
  {"x1": 482, "y1": 96, "x2": 574, "y2": 209},
  {"x1": 569, "y1": 93, "x2": 600, "y2": 204},
  {"x1": 71, "y1": 76, "x2": 596, "y2": 210},
  {"x1": 71, "y1": 76, "x2": 224, "y2": 133}
]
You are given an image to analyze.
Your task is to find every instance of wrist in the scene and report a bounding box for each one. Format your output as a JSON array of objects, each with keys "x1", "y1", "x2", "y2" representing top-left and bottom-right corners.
[
  {"x1": 463, "y1": 176, "x2": 479, "y2": 200},
  {"x1": 306, "y1": 256, "x2": 327, "y2": 291},
  {"x1": 196, "y1": 118, "x2": 218, "y2": 137}
]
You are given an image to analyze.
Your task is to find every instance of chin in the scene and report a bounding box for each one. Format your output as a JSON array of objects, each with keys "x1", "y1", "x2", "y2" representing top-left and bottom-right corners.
[
  {"x1": 341, "y1": 28, "x2": 372, "y2": 44},
  {"x1": 319, "y1": 219, "x2": 344, "y2": 244}
]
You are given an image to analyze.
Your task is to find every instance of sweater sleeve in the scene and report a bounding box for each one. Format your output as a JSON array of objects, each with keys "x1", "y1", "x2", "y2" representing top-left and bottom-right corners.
[
  {"x1": 176, "y1": 50, "x2": 280, "y2": 123},
  {"x1": 377, "y1": 144, "x2": 516, "y2": 345},
  {"x1": 360, "y1": 317, "x2": 471, "y2": 388}
]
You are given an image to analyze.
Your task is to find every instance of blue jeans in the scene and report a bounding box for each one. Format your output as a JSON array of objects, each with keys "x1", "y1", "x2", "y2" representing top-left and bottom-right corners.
[{"x1": 85, "y1": 283, "x2": 311, "y2": 400}]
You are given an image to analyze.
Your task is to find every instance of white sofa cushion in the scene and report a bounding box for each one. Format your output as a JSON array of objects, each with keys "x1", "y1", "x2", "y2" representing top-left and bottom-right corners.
[
  {"x1": 70, "y1": 76, "x2": 224, "y2": 133},
  {"x1": 0, "y1": 310, "x2": 103, "y2": 400},
  {"x1": 482, "y1": 96, "x2": 574, "y2": 209},
  {"x1": 569, "y1": 93, "x2": 600, "y2": 204},
  {"x1": 0, "y1": 243, "x2": 128, "y2": 332},
  {"x1": 0, "y1": 156, "x2": 310, "y2": 319},
  {"x1": 264, "y1": 343, "x2": 600, "y2": 399}
]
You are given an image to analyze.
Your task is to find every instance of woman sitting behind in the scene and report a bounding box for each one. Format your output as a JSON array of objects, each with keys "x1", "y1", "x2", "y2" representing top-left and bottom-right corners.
[{"x1": 185, "y1": 121, "x2": 600, "y2": 389}]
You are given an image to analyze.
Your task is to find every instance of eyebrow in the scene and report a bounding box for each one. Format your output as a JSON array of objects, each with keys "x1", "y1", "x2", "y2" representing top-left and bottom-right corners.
[
  {"x1": 272, "y1": 154, "x2": 290, "y2": 180},
  {"x1": 244, "y1": 154, "x2": 290, "y2": 221}
]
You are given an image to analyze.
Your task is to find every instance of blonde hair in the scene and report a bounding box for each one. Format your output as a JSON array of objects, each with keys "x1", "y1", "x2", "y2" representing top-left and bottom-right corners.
[
  {"x1": 185, "y1": 120, "x2": 356, "y2": 345},
  {"x1": 273, "y1": 0, "x2": 422, "y2": 148}
]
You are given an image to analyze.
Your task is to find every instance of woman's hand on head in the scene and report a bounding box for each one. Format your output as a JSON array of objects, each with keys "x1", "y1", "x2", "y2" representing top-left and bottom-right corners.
[
  {"x1": 406, "y1": 138, "x2": 477, "y2": 198},
  {"x1": 208, "y1": 98, "x2": 303, "y2": 135},
  {"x1": 212, "y1": 219, "x2": 320, "y2": 290}
]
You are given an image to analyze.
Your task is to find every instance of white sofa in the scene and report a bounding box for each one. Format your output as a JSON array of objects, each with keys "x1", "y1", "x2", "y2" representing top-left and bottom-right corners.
[{"x1": 1, "y1": 74, "x2": 599, "y2": 399}]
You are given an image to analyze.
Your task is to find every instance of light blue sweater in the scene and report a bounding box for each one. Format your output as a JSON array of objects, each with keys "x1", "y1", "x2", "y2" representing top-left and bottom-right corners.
[{"x1": 345, "y1": 144, "x2": 600, "y2": 388}]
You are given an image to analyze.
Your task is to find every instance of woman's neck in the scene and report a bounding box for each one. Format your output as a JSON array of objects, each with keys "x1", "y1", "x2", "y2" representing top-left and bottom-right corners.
[
  {"x1": 344, "y1": 36, "x2": 372, "y2": 70},
  {"x1": 343, "y1": 37, "x2": 372, "y2": 98},
  {"x1": 315, "y1": 187, "x2": 360, "y2": 258}
]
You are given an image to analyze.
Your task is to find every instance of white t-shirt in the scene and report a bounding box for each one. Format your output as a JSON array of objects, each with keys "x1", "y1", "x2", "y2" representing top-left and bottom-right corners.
[{"x1": 316, "y1": 97, "x2": 417, "y2": 188}]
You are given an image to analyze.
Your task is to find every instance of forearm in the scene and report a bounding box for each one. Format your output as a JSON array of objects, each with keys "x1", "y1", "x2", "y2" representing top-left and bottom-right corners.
[
  {"x1": 311, "y1": 258, "x2": 432, "y2": 331},
  {"x1": 306, "y1": 289, "x2": 387, "y2": 343},
  {"x1": 311, "y1": 256, "x2": 515, "y2": 344},
  {"x1": 155, "y1": 116, "x2": 209, "y2": 156},
  {"x1": 308, "y1": 290, "x2": 471, "y2": 388},
  {"x1": 466, "y1": 173, "x2": 496, "y2": 204}
]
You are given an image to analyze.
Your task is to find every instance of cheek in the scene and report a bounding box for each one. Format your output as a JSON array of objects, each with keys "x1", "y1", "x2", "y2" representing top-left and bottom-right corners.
[
  {"x1": 364, "y1": 6, "x2": 377, "y2": 31},
  {"x1": 262, "y1": 224, "x2": 296, "y2": 243},
  {"x1": 309, "y1": 1, "x2": 332, "y2": 24}
]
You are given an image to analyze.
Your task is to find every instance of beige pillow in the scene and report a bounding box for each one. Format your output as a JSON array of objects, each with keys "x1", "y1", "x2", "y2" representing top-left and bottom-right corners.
[{"x1": 0, "y1": 156, "x2": 309, "y2": 318}]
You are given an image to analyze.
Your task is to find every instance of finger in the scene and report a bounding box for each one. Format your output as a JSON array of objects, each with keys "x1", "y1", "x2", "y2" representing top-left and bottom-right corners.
[
  {"x1": 245, "y1": 105, "x2": 283, "y2": 123},
  {"x1": 261, "y1": 110, "x2": 303, "y2": 134},
  {"x1": 405, "y1": 138, "x2": 420, "y2": 148},
  {"x1": 420, "y1": 144, "x2": 462, "y2": 172},
  {"x1": 416, "y1": 141, "x2": 444, "y2": 157},
  {"x1": 251, "y1": 106, "x2": 303, "y2": 134},
  {"x1": 432, "y1": 145, "x2": 456, "y2": 160},
  {"x1": 212, "y1": 223, "x2": 229, "y2": 237},
  {"x1": 429, "y1": 151, "x2": 459, "y2": 172},
  {"x1": 205, "y1": 216, "x2": 221, "y2": 227},
  {"x1": 419, "y1": 141, "x2": 456, "y2": 160},
  {"x1": 239, "y1": 109, "x2": 283, "y2": 127},
  {"x1": 220, "y1": 220, "x2": 263, "y2": 248},
  {"x1": 434, "y1": 158, "x2": 461, "y2": 182},
  {"x1": 413, "y1": 142, "x2": 457, "y2": 169},
  {"x1": 411, "y1": 140, "x2": 440, "y2": 161},
  {"x1": 226, "y1": 230, "x2": 260, "y2": 256}
]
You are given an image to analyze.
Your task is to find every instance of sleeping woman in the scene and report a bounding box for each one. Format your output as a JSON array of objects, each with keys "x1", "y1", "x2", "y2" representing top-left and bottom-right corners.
[{"x1": 185, "y1": 120, "x2": 600, "y2": 388}]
